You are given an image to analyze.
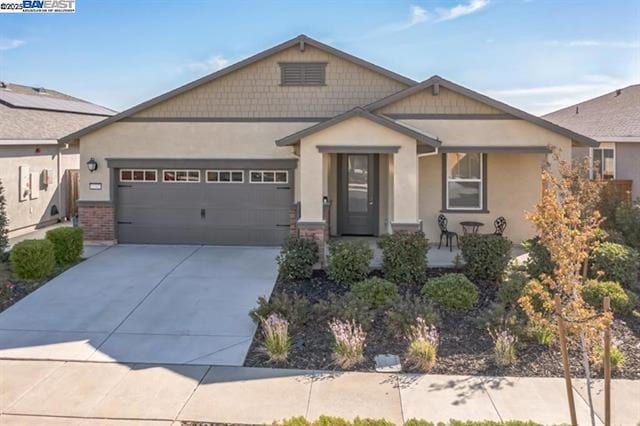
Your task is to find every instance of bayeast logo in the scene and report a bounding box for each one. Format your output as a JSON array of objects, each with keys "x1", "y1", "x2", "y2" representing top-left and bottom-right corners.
[{"x1": 0, "y1": 0, "x2": 75, "y2": 13}]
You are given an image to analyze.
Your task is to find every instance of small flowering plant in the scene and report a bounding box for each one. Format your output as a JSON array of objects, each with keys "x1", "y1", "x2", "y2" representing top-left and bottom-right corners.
[
  {"x1": 329, "y1": 319, "x2": 366, "y2": 368},
  {"x1": 406, "y1": 317, "x2": 439, "y2": 372},
  {"x1": 489, "y1": 328, "x2": 517, "y2": 367},
  {"x1": 261, "y1": 313, "x2": 291, "y2": 363}
]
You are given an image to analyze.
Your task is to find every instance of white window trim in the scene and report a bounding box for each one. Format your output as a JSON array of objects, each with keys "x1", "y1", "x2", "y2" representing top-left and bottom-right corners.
[
  {"x1": 120, "y1": 169, "x2": 157, "y2": 183},
  {"x1": 445, "y1": 153, "x2": 484, "y2": 211},
  {"x1": 205, "y1": 170, "x2": 244, "y2": 183},
  {"x1": 589, "y1": 143, "x2": 616, "y2": 179},
  {"x1": 249, "y1": 170, "x2": 289, "y2": 184},
  {"x1": 162, "y1": 169, "x2": 201, "y2": 183}
]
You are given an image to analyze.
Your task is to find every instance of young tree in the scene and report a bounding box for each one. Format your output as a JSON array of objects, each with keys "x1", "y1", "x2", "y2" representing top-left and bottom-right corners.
[
  {"x1": 519, "y1": 152, "x2": 612, "y2": 426},
  {"x1": 0, "y1": 179, "x2": 8, "y2": 254}
]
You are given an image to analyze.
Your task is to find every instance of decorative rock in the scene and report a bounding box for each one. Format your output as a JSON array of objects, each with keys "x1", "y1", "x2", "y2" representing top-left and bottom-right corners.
[{"x1": 374, "y1": 354, "x2": 402, "y2": 373}]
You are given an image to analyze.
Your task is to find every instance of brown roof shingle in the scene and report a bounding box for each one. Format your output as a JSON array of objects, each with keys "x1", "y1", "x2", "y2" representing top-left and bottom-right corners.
[{"x1": 543, "y1": 84, "x2": 640, "y2": 139}]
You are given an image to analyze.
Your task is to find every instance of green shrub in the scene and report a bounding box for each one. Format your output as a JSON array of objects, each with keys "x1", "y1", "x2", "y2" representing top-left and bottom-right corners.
[
  {"x1": 522, "y1": 237, "x2": 555, "y2": 279},
  {"x1": 497, "y1": 270, "x2": 528, "y2": 309},
  {"x1": 276, "y1": 237, "x2": 319, "y2": 281},
  {"x1": 250, "y1": 293, "x2": 310, "y2": 328},
  {"x1": 327, "y1": 240, "x2": 373, "y2": 285},
  {"x1": 386, "y1": 295, "x2": 439, "y2": 336},
  {"x1": 350, "y1": 277, "x2": 398, "y2": 309},
  {"x1": 614, "y1": 202, "x2": 640, "y2": 249},
  {"x1": 45, "y1": 227, "x2": 83, "y2": 266},
  {"x1": 592, "y1": 344, "x2": 626, "y2": 372},
  {"x1": 317, "y1": 292, "x2": 374, "y2": 330},
  {"x1": 10, "y1": 239, "x2": 55, "y2": 280},
  {"x1": 377, "y1": 231, "x2": 428, "y2": 284},
  {"x1": 461, "y1": 234, "x2": 512, "y2": 282},
  {"x1": 582, "y1": 280, "x2": 637, "y2": 314},
  {"x1": 589, "y1": 242, "x2": 640, "y2": 288},
  {"x1": 422, "y1": 273, "x2": 478, "y2": 311}
]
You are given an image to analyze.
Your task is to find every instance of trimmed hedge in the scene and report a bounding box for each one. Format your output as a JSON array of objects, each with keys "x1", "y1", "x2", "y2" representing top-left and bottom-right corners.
[
  {"x1": 588, "y1": 242, "x2": 640, "y2": 288},
  {"x1": 46, "y1": 227, "x2": 83, "y2": 266},
  {"x1": 522, "y1": 237, "x2": 554, "y2": 279},
  {"x1": 422, "y1": 273, "x2": 478, "y2": 311},
  {"x1": 377, "y1": 231, "x2": 428, "y2": 284},
  {"x1": 276, "y1": 237, "x2": 319, "y2": 281},
  {"x1": 461, "y1": 234, "x2": 512, "y2": 282},
  {"x1": 613, "y1": 202, "x2": 640, "y2": 250},
  {"x1": 350, "y1": 277, "x2": 398, "y2": 309},
  {"x1": 327, "y1": 240, "x2": 373, "y2": 285},
  {"x1": 10, "y1": 239, "x2": 55, "y2": 280},
  {"x1": 583, "y1": 280, "x2": 637, "y2": 315}
]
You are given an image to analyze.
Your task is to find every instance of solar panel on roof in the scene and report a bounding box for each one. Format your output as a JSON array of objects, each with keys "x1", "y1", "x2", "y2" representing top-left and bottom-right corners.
[{"x1": 0, "y1": 90, "x2": 114, "y2": 116}]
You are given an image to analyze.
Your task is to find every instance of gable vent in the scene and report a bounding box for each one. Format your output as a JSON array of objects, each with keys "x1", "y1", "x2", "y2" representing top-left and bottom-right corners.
[{"x1": 280, "y1": 62, "x2": 326, "y2": 86}]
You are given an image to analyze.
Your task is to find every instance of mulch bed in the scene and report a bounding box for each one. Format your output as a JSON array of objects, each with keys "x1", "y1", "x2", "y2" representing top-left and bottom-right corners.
[{"x1": 244, "y1": 269, "x2": 640, "y2": 379}]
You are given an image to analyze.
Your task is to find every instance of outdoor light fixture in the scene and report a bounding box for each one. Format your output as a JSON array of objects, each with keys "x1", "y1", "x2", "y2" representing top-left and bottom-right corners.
[{"x1": 86, "y1": 158, "x2": 98, "y2": 172}]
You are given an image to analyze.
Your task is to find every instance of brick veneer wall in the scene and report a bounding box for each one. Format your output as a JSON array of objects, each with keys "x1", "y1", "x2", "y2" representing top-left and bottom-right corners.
[
  {"x1": 289, "y1": 203, "x2": 300, "y2": 237},
  {"x1": 78, "y1": 201, "x2": 115, "y2": 241}
]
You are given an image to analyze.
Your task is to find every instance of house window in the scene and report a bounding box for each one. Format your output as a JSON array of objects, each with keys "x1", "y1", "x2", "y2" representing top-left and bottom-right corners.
[
  {"x1": 590, "y1": 145, "x2": 615, "y2": 180},
  {"x1": 279, "y1": 62, "x2": 326, "y2": 86},
  {"x1": 445, "y1": 153, "x2": 484, "y2": 210},
  {"x1": 120, "y1": 169, "x2": 157, "y2": 182},
  {"x1": 206, "y1": 170, "x2": 244, "y2": 183},
  {"x1": 250, "y1": 170, "x2": 288, "y2": 184},
  {"x1": 163, "y1": 169, "x2": 200, "y2": 183}
]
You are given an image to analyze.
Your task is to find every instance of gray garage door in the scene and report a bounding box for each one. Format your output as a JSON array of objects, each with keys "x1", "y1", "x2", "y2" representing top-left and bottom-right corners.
[{"x1": 116, "y1": 167, "x2": 293, "y2": 245}]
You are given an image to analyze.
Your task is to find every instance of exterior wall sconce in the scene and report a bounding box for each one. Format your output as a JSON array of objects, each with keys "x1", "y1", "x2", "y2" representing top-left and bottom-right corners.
[{"x1": 86, "y1": 158, "x2": 98, "y2": 172}]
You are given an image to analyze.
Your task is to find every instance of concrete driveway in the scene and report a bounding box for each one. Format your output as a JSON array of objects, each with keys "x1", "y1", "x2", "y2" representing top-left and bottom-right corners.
[{"x1": 0, "y1": 245, "x2": 279, "y2": 365}]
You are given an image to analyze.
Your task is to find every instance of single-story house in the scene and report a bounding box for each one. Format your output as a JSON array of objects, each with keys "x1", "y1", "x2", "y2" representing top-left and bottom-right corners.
[
  {"x1": 0, "y1": 82, "x2": 114, "y2": 238},
  {"x1": 544, "y1": 84, "x2": 640, "y2": 200},
  {"x1": 60, "y1": 35, "x2": 597, "y2": 250}
]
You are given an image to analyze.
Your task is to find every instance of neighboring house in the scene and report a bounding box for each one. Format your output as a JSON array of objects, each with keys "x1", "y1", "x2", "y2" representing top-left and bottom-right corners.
[
  {"x1": 60, "y1": 35, "x2": 597, "y2": 250},
  {"x1": 0, "y1": 82, "x2": 114, "y2": 238},
  {"x1": 544, "y1": 84, "x2": 640, "y2": 200}
]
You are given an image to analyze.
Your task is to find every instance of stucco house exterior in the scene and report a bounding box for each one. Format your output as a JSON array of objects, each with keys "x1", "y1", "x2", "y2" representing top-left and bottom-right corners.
[
  {"x1": 60, "y1": 35, "x2": 597, "y2": 251},
  {"x1": 544, "y1": 84, "x2": 640, "y2": 200},
  {"x1": 0, "y1": 82, "x2": 114, "y2": 238}
]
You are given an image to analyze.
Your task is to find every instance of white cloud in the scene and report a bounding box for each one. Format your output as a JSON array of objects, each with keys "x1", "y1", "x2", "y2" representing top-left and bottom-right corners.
[
  {"x1": 181, "y1": 55, "x2": 230, "y2": 73},
  {"x1": 435, "y1": 0, "x2": 489, "y2": 22},
  {"x1": 546, "y1": 39, "x2": 640, "y2": 49},
  {"x1": 0, "y1": 38, "x2": 25, "y2": 51},
  {"x1": 485, "y1": 75, "x2": 638, "y2": 115},
  {"x1": 409, "y1": 5, "x2": 429, "y2": 26}
]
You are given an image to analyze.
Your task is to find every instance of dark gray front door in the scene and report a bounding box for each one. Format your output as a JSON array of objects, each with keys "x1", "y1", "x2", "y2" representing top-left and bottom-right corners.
[
  {"x1": 339, "y1": 154, "x2": 378, "y2": 235},
  {"x1": 116, "y1": 167, "x2": 293, "y2": 246}
]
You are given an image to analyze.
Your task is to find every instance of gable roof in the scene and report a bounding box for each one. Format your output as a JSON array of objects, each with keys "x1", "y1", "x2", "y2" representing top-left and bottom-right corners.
[
  {"x1": 543, "y1": 84, "x2": 640, "y2": 140},
  {"x1": 365, "y1": 75, "x2": 599, "y2": 147},
  {"x1": 59, "y1": 35, "x2": 416, "y2": 144},
  {"x1": 275, "y1": 107, "x2": 441, "y2": 147}
]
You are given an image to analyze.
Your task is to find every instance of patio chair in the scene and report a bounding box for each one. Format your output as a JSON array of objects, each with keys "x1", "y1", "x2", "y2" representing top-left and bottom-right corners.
[
  {"x1": 493, "y1": 216, "x2": 507, "y2": 236},
  {"x1": 437, "y1": 214, "x2": 459, "y2": 252}
]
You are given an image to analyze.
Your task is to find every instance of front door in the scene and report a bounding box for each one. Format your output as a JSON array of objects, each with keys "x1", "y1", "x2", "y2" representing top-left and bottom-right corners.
[{"x1": 339, "y1": 154, "x2": 378, "y2": 235}]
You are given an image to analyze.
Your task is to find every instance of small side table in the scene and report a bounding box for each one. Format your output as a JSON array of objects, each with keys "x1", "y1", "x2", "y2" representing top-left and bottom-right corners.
[{"x1": 460, "y1": 221, "x2": 484, "y2": 235}]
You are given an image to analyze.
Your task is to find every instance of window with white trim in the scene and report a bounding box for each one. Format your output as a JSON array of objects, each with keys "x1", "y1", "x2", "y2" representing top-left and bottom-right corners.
[
  {"x1": 206, "y1": 170, "x2": 244, "y2": 183},
  {"x1": 590, "y1": 144, "x2": 615, "y2": 180},
  {"x1": 446, "y1": 153, "x2": 483, "y2": 210},
  {"x1": 120, "y1": 169, "x2": 157, "y2": 182},
  {"x1": 250, "y1": 170, "x2": 288, "y2": 184},
  {"x1": 163, "y1": 169, "x2": 200, "y2": 183}
]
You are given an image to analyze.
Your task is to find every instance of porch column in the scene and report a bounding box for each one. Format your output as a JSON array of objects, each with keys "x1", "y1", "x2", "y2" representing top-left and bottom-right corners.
[
  {"x1": 391, "y1": 146, "x2": 421, "y2": 232},
  {"x1": 298, "y1": 141, "x2": 328, "y2": 260}
]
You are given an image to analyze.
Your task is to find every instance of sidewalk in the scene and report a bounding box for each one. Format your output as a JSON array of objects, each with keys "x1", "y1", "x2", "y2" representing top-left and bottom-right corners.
[{"x1": 1, "y1": 360, "x2": 638, "y2": 425}]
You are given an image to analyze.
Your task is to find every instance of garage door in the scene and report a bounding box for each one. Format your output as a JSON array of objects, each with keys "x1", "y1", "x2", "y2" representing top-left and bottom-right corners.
[{"x1": 115, "y1": 166, "x2": 293, "y2": 245}]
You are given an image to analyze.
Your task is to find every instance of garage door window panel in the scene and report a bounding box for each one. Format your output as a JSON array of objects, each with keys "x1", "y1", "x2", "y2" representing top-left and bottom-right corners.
[
  {"x1": 163, "y1": 169, "x2": 201, "y2": 183},
  {"x1": 206, "y1": 170, "x2": 244, "y2": 183},
  {"x1": 120, "y1": 169, "x2": 157, "y2": 182},
  {"x1": 250, "y1": 170, "x2": 289, "y2": 184}
]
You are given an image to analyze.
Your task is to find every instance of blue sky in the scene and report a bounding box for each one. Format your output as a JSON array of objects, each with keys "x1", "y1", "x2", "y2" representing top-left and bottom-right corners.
[{"x1": 1, "y1": 0, "x2": 638, "y2": 115}]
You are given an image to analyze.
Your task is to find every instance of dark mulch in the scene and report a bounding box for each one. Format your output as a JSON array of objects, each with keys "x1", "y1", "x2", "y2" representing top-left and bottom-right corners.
[{"x1": 244, "y1": 269, "x2": 640, "y2": 379}]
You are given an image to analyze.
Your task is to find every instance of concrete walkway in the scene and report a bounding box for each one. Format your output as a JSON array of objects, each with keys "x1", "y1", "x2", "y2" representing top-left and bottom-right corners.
[{"x1": 1, "y1": 360, "x2": 638, "y2": 425}]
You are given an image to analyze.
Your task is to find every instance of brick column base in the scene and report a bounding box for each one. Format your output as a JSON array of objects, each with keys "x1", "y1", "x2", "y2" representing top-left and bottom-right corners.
[
  {"x1": 298, "y1": 221, "x2": 327, "y2": 267},
  {"x1": 78, "y1": 201, "x2": 115, "y2": 242},
  {"x1": 289, "y1": 203, "x2": 300, "y2": 237}
]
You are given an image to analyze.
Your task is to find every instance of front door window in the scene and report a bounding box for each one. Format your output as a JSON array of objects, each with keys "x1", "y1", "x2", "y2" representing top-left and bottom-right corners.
[{"x1": 348, "y1": 155, "x2": 369, "y2": 213}]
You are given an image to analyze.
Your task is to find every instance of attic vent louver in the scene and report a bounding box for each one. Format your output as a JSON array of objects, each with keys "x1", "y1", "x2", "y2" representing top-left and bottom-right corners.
[{"x1": 280, "y1": 62, "x2": 326, "y2": 86}]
